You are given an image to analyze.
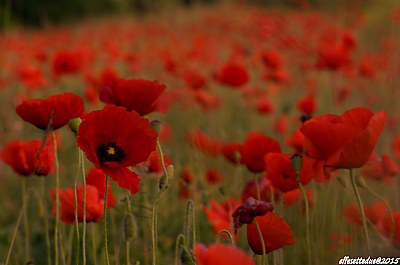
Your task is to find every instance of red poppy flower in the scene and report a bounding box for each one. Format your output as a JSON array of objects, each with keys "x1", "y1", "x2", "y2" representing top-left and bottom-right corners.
[
  {"x1": 52, "y1": 50, "x2": 82, "y2": 77},
  {"x1": 1, "y1": 139, "x2": 54, "y2": 176},
  {"x1": 221, "y1": 142, "x2": 242, "y2": 164},
  {"x1": 186, "y1": 130, "x2": 222, "y2": 157},
  {"x1": 77, "y1": 105, "x2": 157, "y2": 194},
  {"x1": 182, "y1": 70, "x2": 207, "y2": 90},
  {"x1": 86, "y1": 168, "x2": 115, "y2": 209},
  {"x1": 300, "y1": 107, "x2": 387, "y2": 169},
  {"x1": 146, "y1": 150, "x2": 172, "y2": 174},
  {"x1": 265, "y1": 153, "x2": 314, "y2": 193},
  {"x1": 205, "y1": 168, "x2": 224, "y2": 184},
  {"x1": 194, "y1": 243, "x2": 255, "y2": 265},
  {"x1": 50, "y1": 185, "x2": 104, "y2": 224},
  {"x1": 241, "y1": 178, "x2": 281, "y2": 202},
  {"x1": 261, "y1": 50, "x2": 283, "y2": 70},
  {"x1": 255, "y1": 97, "x2": 274, "y2": 114},
  {"x1": 273, "y1": 115, "x2": 289, "y2": 135},
  {"x1": 315, "y1": 44, "x2": 352, "y2": 71},
  {"x1": 392, "y1": 135, "x2": 400, "y2": 161},
  {"x1": 297, "y1": 96, "x2": 316, "y2": 116},
  {"x1": 283, "y1": 188, "x2": 314, "y2": 210},
  {"x1": 194, "y1": 90, "x2": 221, "y2": 111},
  {"x1": 16, "y1": 92, "x2": 85, "y2": 130},
  {"x1": 202, "y1": 198, "x2": 241, "y2": 235},
  {"x1": 361, "y1": 153, "x2": 398, "y2": 183},
  {"x1": 240, "y1": 131, "x2": 281, "y2": 173},
  {"x1": 99, "y1": 77, "x2": 166, "y2": 116},
  {"x1": 377, "y1": 211, "x2": 400, "y2": 250},
  {"x1": 15, "y1": 63, "x2": 47, "y2": 89},
  {"x1": 343, "y1": 203, "x2": 361, "y2": 227},
  {"x1": 215, "y1": 62, "x2": 249, "y2": 87},
  {"x1": 285, "y1": 130, "x2": 305, "y2": 154},
  {"x1": 247, "y1": 212, "x2": 295, "y2": 254}
]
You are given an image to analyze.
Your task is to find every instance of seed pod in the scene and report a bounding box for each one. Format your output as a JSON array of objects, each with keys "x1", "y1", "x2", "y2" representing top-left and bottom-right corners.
[{"x1": 122, "y1": 213, "x2": 137, "y2": 241}]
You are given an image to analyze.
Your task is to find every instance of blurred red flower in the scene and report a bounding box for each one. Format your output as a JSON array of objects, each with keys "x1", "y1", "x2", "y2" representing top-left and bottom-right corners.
[
  {"x1": 361, "y1": 153, "x2": 398, "y2": 183},
  {"x1": 202, "y1": 198, "x2": 241, "y2": 235},
  {"x1": 52, "y1": 50, "x2": 82, "y2": 77},
  {"x1": 205, "y1": 168, "x2": 224, "y2": 184},
  {"x1": 146, "y1": 150, "x2": 172, "y2": 174},
  {"x1": 2, "y1": 139, "x2": 54, "y2": 176},
  {"x1": 377, "y1": 211, "x2": 400, "y2": 250},
  {"x1": 186, "y1": 130, "x2": 222, "y2": 157},
  {"x1": 221, "y1": 142, "x2": 242, "y2": 164},
  {"x1": 86, "y1": 168, "x2": 115, "y2": 209},
  {"x1": 77, "y1": 105, "x2": 157, "y2": 194},
  {"x1": 261, "y1": 50, "x2": 283, "y2": 70},
  {"x1": 297, "y1": 96, "x2": 316, "y2": 116},
  {"x1": 265, "y1": 153, "x2": 314, "y2": 192},
  {"x1": 247, "y1": 212, "x2": 295, "y2": 254},
  {"x1": 16, "y1": 92, "x2": 85, "y2": 130},
  {"x1": 240, "y1": 131, "x2": 281, "y2": 173},
  {"x1": 241, "y1": 178, "x2": 281, "y2": 202},
  {"x1": 50, "y1": 185, "x2": 104, "y2": 224},
  {"x1": 392, "y1": 135, "x2": 400, "y2": 161},
  {"x1": 99, "y1": 77, "x2": 166, "y2": 116},
  {"x1": 194, "y1": 243, "x2": 255, "y2": 265},
  {"x1": 300, "y1": 107, "x2": 387, "y2": 169},
  {"x1": 215, "y1": 62, "x2": 249, "y2": 87}
]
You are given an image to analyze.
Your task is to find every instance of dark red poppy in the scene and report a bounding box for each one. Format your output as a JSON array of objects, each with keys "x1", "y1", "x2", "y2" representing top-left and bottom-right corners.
[
  {"x1": 202, "y1": 198, "x2": 241, "y2": 235},
  {"x1": 86, "y1": 168, "x2": 115, "y2": 209},
  {"x1": 240, "y1": 131, "x2": 281, "y2": 173},
  {"x1": 99, "y1": 77, "x2": 166, "y2": 116},
  {"x1": 16, "y1": 92, "x2": 85, "y2": 130},
  {"x1": 377, "y1": 211, "x2": 400, "y2": 250},
  {"x1": 300, "y1": 107, "x2": 387, "y2": 169},
  {"x1": 1, "y1": 139, "x2": 54, "y2": 176},
  {"x1": 205, "y1": 168, "x2": 224, "y2": 185},
  {"x1": 221, "y1": 142, "x2": 242, "y2": 164},
  {"x1": 247, "y1": 212, "x2": 295, "y2": 254},
  {"x1": 232, "y1": 197, "x2": 274, "y2": 232},
  {"x1": 77, "y1": 105, "x2": 157, "y2": 194},
  {"x1": 297, "y1": 96, "x2": 316, "y2": 116},
  {"x1": 194, "y1": 243, "x2": 255, "y2": 265},
  {"x1": 214, "y1": 62, "x2": 249, "y2": 87},
  {"x1": 265, "y1": 153, "x2": 314, "y2": 193},
  {"x1": 315, "y1": 44, "x2": 352, "y2": 71},
  {"x1": 52, "y1": 50, "x2": 82, "y2": 77},
  {"x1": 50, "y1": 185, "x2": 104, "y2": 224}
]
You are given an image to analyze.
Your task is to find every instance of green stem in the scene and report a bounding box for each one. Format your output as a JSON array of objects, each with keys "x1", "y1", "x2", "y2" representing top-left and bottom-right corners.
[
  {"x1": 81, "y1": 151, "x2": 87, "y2": 265},
  {"x1": 53, "y1": 130, "x2": 61, "y2": 265},
  {"x1": 296, "y1": 174, "x2": 311, "y2": 265},
  {"x1": 74, "y1": 152, "x2": 81, "y2": 265},
  {"x1": 253, "y1": 217, "x2": 266, "y2": 265},
  {"x1": 216, "y1": 230, "x2": 235, "y2": 245},
  {"x1": 126, "y1": 241, "x2": 130, "y2": 265},
  {"x1": 5, "y1": 201, "x2": 26, "y2": 265},
  {"x1": 40, "y1": 177, "x2": 52, "y2": 265},
  {"x1": 349, "y1": 169, "x2": 371, "y2": 255},
  {"x1": 22, "y1": 179, "x2": 31, "y2": 261},
  {"x1": 91, "y1": 224, "x2": 98, "y2": 265},
  {"x1": 104, "y1": 175, "x2": 111, "y2": 265}
]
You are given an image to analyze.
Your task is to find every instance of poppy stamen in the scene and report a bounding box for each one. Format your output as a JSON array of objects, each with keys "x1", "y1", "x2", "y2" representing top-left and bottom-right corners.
[{"x1": 97, "y1": 142, "x2": 125, "y2": 166}]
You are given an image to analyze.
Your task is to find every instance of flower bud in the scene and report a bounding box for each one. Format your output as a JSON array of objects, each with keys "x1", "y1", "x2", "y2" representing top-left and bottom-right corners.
[
  {"x1": 122, "y1": 213, "x2": 137, "y2": 241},
  {"x1": 68, "y1": 117, "x2": 81, "y2": 135},
  {"x1": 151, "y1": 120, "x2": 162, "y2": 136}
]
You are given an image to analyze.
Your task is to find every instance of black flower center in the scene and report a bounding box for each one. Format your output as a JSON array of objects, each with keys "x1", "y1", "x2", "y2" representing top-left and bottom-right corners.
[{"x1": 96, "y1": 142, "x2": 126, "y2": 166}]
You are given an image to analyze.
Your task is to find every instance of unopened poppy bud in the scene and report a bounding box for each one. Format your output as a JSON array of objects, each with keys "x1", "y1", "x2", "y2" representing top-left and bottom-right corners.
[
  {"x1": 355, "y1": 175, "x2": 368, "y2": 189},
  {"x1": 180, "y1": 246, "x2": 196, "y2": 265},
  {"x1": 290, "y1": 154, "x2": 303, "y2": 174},
  {"x1": 337, "y1": 174, "x2": 348, "y2": 188},
  {"x1": 68, "y1": 117, "x2": 81, "y2": 135},
  {"x1": 150, "y1": 120, "x2": 162, "y2": 136},
  {"x1": 122, "y1": 213, "x2": 137, "y2": 241}
]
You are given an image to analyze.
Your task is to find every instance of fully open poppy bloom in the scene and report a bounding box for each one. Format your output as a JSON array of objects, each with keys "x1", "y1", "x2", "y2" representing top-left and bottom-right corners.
[
  {"x1": 99, "y1": 77, "x2": 166, "y2": 116},
  {"x1": 300, "y1": 107, "x2": 387, "y2": 169},
  {"x1": 2, "y1": 139, "x2": 54, "y2": 176},
  {"x1": 247, "y1": 212, "x2": 295, "y2": 254},
  {"x1": 86, "y1": 168, "x2": 115, "y2": 209},
  {"x1": 77, "y1": 105, "x2": 157, "y2": 194},
  {"x1": 240, "y1": 131, "x2": 281, "y2": 173},
  {"x1": 16, "y1": 92, "x2": 85, "y2": 130},
  {"x1": 214, "y1": 62, "x2": 249, "y2": 87},
  {"x1": 265, "y1": 153, "x2": 314, "y2": 192},
  {"x1": 194, "y1": 243, "x2": 255, "y2": 265},
  {"x1": 50, "y1": 185, "x2": 104, "y2": 224}
]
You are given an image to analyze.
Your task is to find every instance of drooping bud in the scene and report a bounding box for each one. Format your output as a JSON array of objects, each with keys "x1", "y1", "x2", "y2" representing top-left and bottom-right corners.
[
  {"x1": 68, "y1": 117, "x2": 81, "y2": 135},
  {"x1": 122, "y1": 213, "x2": 137, "y2": 241},
  {"x1": 355, "y1": 175, "x2": 368, "y2": 189}
]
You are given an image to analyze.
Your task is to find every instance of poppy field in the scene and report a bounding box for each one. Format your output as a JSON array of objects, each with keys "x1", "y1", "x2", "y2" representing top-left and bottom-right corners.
[{"x1": 2, "y1": 2, "x2": 400, "y2": 264}]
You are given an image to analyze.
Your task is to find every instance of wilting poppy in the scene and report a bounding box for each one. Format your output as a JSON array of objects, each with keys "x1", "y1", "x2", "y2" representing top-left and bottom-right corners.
[
  {"x1": 265, "y1": 153, "x2": 314, "y2": 192},
  {"x1": 194, "y1": 243, "x2": 255, "y2": 265},
  {"x1": 99, "y1": 77, "x2": 166, "y2": 116},
  {"x1": 232, "y1": 197, "x2": 274, "y2": 232},
  {"x1": 300, "y1": 107, "x2": 387, "y2": 169},
  {"x1": 86, "y1": 168, "x2": 115, "y2": 209},
  {"x1": 77, "y1": 105, "x2": 157, "y2": 194},
  {"x1": 2, "y1": 139, "x2": 54, "y2": 176},
  {"x1": 50, "y1": 185, "x2": 104, "y2": 224},
  {"x1": 16, "y1": 92, "x2": 85, "y2": 130},
  {"x1": 240, "y1": 131, "x2": 281, "y2": 173},
  {"x1": 247, "y1": 212, "x2": 295, "y2": 254},
  {"x1": 214, "y1": 62, "x2": 249, "y2": 87}
]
